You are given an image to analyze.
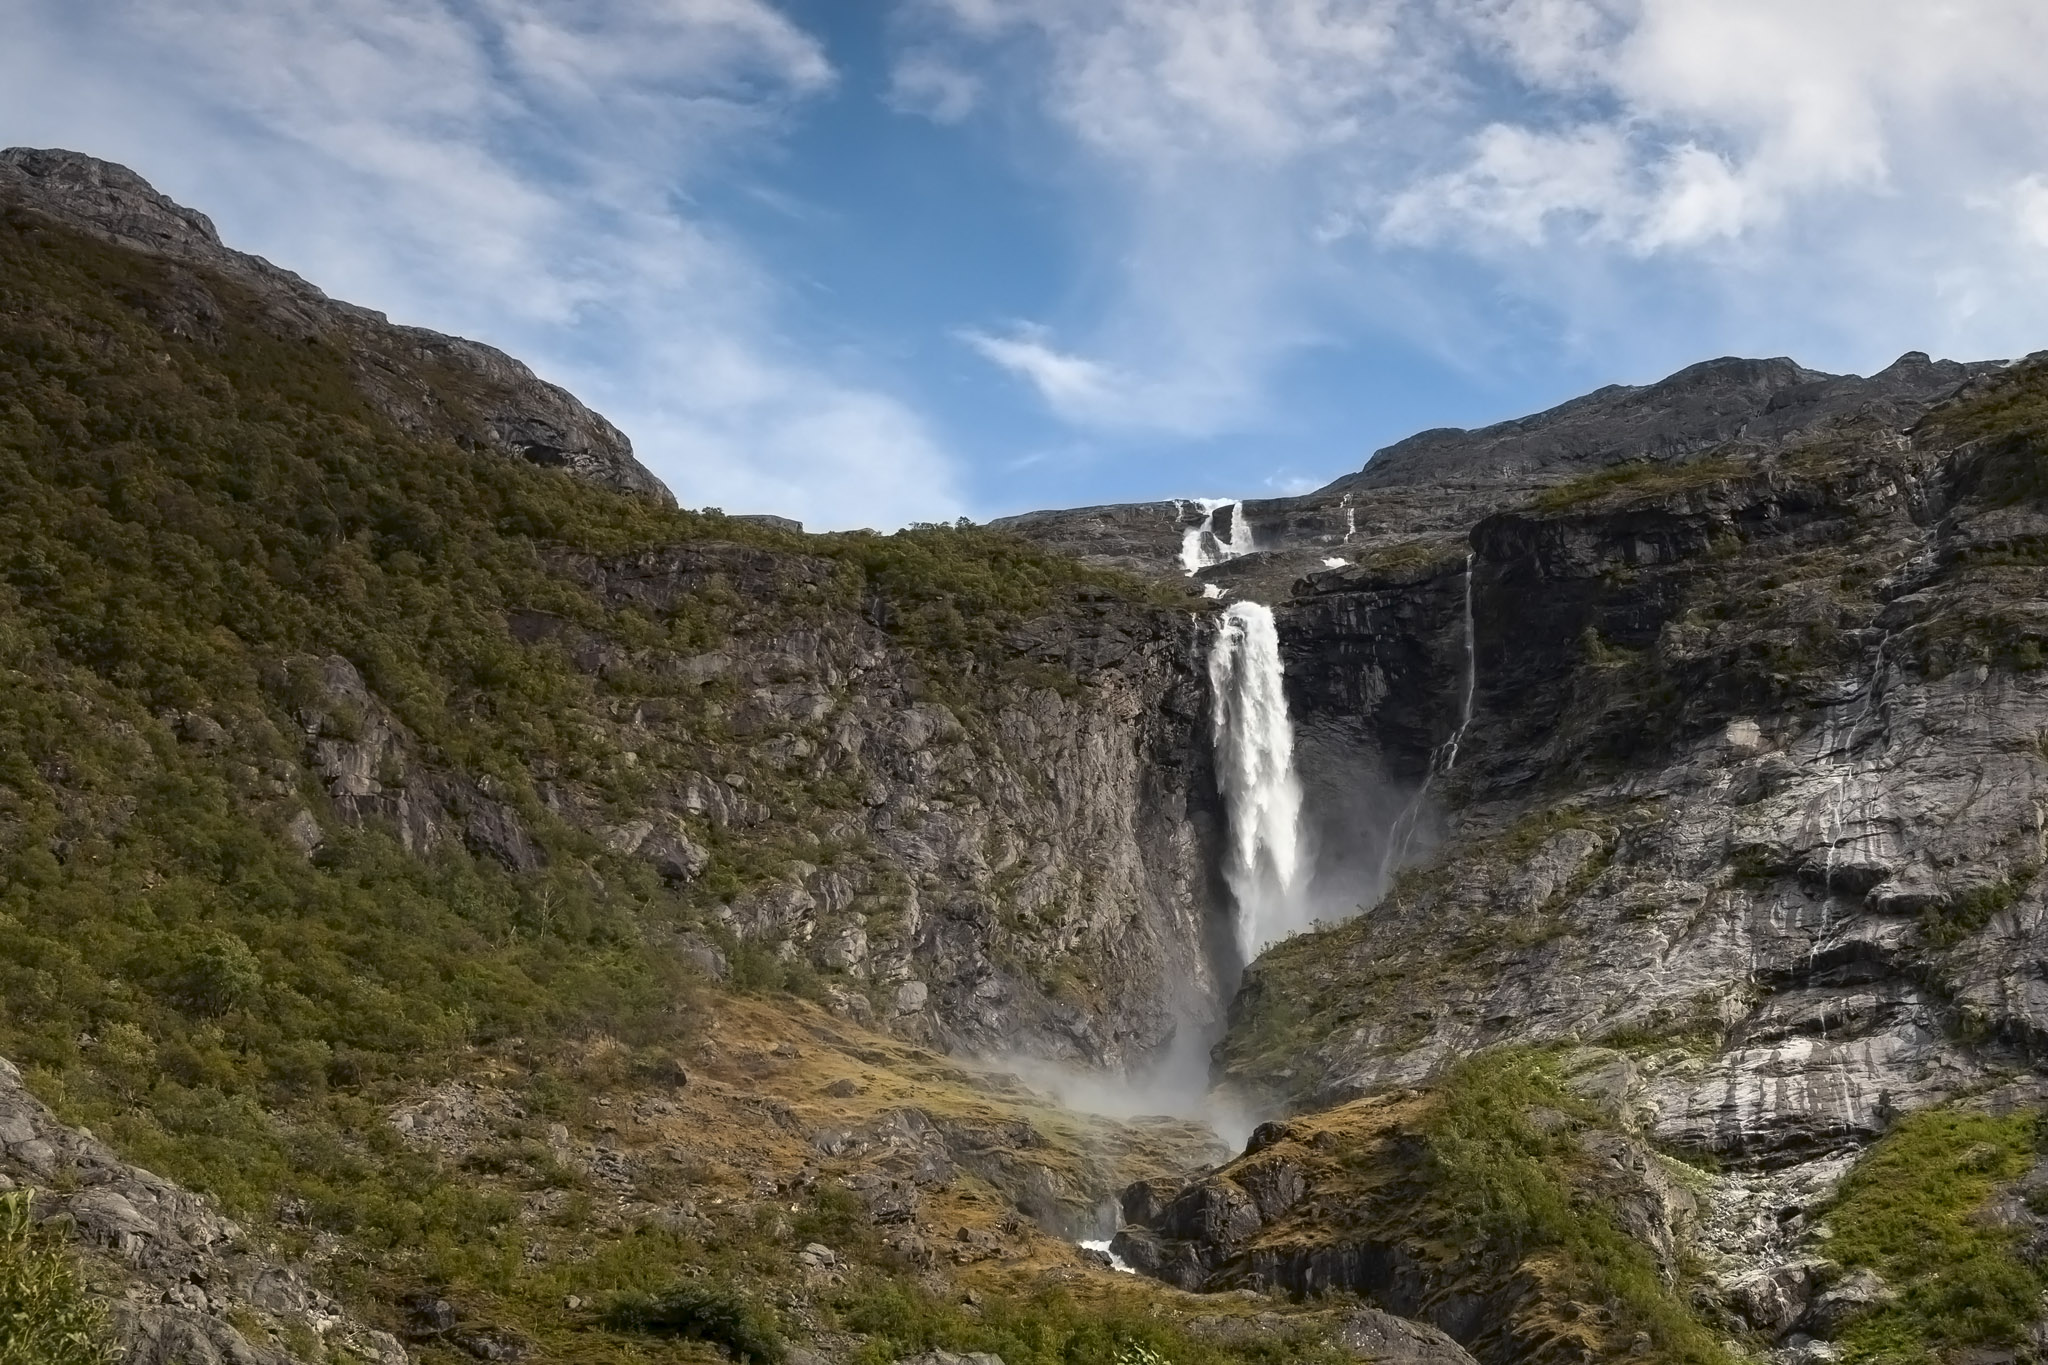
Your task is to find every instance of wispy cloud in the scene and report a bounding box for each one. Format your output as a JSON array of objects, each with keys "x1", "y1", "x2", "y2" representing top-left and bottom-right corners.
[
  {"x1": 888, "y1": 50, "x2": 983, "y2": 123},
  {"x1": 961, "y1": 325, "x2": 1123, "y2": 418},
  {"x1": 915, "y1": 0, "x2": 2048, "y2": 436},
  {"x1": 3, "y1": 0, "x2": 966, "y2": 530}
]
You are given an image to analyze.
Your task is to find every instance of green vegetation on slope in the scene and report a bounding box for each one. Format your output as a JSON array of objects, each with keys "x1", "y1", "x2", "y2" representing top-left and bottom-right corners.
[
  {"x1": 1423, "y1": 1051, "x2": 1732, "y2": 1365},
  {"x1": 832, "y1": 1277, "x2": 1345, "y2": 1365},
  {"x1": 0, "y1": 202, "x2": 1191, "y2": 1353},
  {"x1": 1529, "y1": 456, "x2": 1750, "y2": 512},
  {"x1": 0, "y1": 1189, "x2": 116, "y2": 1365},
  {"x1": 1823, "y1": 1107, "x2": 2043, "y2": 1365}
]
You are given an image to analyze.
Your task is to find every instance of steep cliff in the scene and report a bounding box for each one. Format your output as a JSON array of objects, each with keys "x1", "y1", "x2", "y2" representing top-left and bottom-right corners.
[
  {"x1": 1197, "y1": 359, "x2": 2048, "y2": 1359},
  {"x1": 985, "y1": 318, "x2": 2048, "y2": 1361}
]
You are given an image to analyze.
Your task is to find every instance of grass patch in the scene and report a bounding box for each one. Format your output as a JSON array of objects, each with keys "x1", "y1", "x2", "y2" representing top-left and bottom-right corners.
[
  {"x1": 834, "y1": 1276, "x2": 1345, "y2": 1365},
  {"x1": 0, "y1": 1189, "x2": 117, "y2": 1365},
  {"x1": 1529, "y1": 456, "x2": 1750, "y2": 513},
  {"x1": 606, "y1": 1279, "x2": 787, "y2": 1363},
  {"x1": 1823, "y1": 1107, "x2": 2042, "y2": 1364}
]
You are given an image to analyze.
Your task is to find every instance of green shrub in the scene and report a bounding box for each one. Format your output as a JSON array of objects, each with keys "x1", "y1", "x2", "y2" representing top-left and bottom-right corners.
[
  {"x1": 1920, "y1": 866, "x2": 2038, "y2": 948},
  {"x1": 0, "y1": 1189, "x2": 117, "y2": 1365},
  {"x1": 1824, "y1": 1107, "x2": 2042, "y2": 1364},
  {"x1": 167, "y1": 928, "x2": 265, "y2": 1017},
  {"x1": 606, "y1": 1280, "x2": 786, "y2": 1363}
]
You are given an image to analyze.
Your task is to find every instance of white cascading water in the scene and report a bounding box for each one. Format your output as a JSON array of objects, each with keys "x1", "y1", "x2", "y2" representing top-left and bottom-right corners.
[
  {"x1": 1207, "y1": 601, "x2": 1309, "y2": 961},
  {"x1": 1180, "y1": 498, "x2": 1256, "y2": 573}
]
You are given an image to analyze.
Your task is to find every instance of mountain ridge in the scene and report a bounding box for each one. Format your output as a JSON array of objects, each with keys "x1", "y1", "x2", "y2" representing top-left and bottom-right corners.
[{"x1": 0, "y1": 146, "x2": 674, "y2": 507}]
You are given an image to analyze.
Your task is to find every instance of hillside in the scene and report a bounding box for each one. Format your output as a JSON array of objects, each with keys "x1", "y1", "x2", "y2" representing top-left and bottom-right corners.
[
  {"x1": 12, "y1": 147, "x2": 2048, "y2": 1365},
  {"x1": 0, "y1": 151, "x2": 1288, "y2": 1365}
]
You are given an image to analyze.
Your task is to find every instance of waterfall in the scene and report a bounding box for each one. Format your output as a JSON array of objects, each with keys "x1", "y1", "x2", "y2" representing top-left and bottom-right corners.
[
  {"x1": 1207, "y1": 601, "x2": 1308, "y2": 962},
  {"x1": 1181, "y1": 499, "x2": 1256, "y2": 573}
]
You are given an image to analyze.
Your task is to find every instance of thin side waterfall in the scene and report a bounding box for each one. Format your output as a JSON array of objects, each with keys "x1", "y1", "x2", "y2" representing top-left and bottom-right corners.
[
  {"x1": 1440, "y1": 553, "x2": 1478, "y2": 772},
  {"x1": 1181, "y1": 498, "x2": 1256, "y2": 573},
  {"x1": 1378, "y1": 553, "x2": 1479, "y2": 887},
  {"x1": 1207, "y1": 601, "x2": 1308, "y2": 962}
]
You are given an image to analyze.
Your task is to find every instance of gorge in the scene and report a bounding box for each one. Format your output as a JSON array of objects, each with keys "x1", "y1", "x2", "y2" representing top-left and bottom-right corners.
[{"x1": 9, "y1": 148, "x2": 2048, "y2": 1365}]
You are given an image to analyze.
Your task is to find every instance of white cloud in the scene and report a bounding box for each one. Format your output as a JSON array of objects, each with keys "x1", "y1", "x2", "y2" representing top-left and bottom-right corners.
[
  {"x1": 920, "y1": 0, "x2": 2048, "y2": 433},
  {"x1": 962, "y1": 327, "x2": 1124, "y2": 415},
  {"x1": 2013, "y1": 175, "x2": 2048, "y2": 252},
  {"x1": 2, "y1": 0, "x2": 965, "y2": 530},
  {"x1": 889, "y1": 51, "x2": 982, "y2": 122},
  {"x1": 930, "y1": 0, "x2": 1412, "y2": 166}
]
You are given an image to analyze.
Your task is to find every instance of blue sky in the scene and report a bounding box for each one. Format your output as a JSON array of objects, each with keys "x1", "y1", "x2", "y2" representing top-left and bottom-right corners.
[{"x1": 8, "y1": 1, "x2": 2048, "y2": 528}]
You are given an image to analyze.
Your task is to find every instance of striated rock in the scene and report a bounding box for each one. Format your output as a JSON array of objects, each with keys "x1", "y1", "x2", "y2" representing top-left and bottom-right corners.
[
  {"x1": 1333, "y1": 1307, "x2": 1481, "y2": 1365},
  {"x1": 1725, "y1": 1259, "x2": 1827, "y2": 1339},
  {"x1": 1798, "y1": 1268, "x2": 1895, "y2": 1337}
]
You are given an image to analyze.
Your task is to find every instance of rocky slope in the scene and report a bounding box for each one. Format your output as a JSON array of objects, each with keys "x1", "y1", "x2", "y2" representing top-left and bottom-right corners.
[
  {"x1": 998, "y1": 326, "x2": 2048, "y2": 1361},
  {"x1": 0, "y1": 1054, "x2": 410, "y2": 1365},
  {"x1": 1195, "y1": 364, "x2": 2048, "y2": 1356},
  {"x1": 0, "y1": 145, "x2": 1234, "y2": 1069}
]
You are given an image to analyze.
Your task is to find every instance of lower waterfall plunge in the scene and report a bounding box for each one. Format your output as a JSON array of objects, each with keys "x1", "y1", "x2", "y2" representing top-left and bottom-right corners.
[{"x1": 1207, "y1": 600, "x2": 1309, "y2": 962}]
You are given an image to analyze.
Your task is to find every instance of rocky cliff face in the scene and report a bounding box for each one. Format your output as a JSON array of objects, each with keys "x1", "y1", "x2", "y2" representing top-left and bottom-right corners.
[
  {"x1": 1178, "y1": 359, "x2": 2048, "y2": 1355},
  {"x1": 254, "y1": 508, "x2": 1231, "y2": 1077},
  {"x1": 986, "y1": 330, "x2": 2048, "y2": 1358},
  {"x1": 0, "y1": 147, "x2": 672, "y2": 505},
  {"x1": 525, "y1": 542, "x2": 1232, "y2": 1064}
]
